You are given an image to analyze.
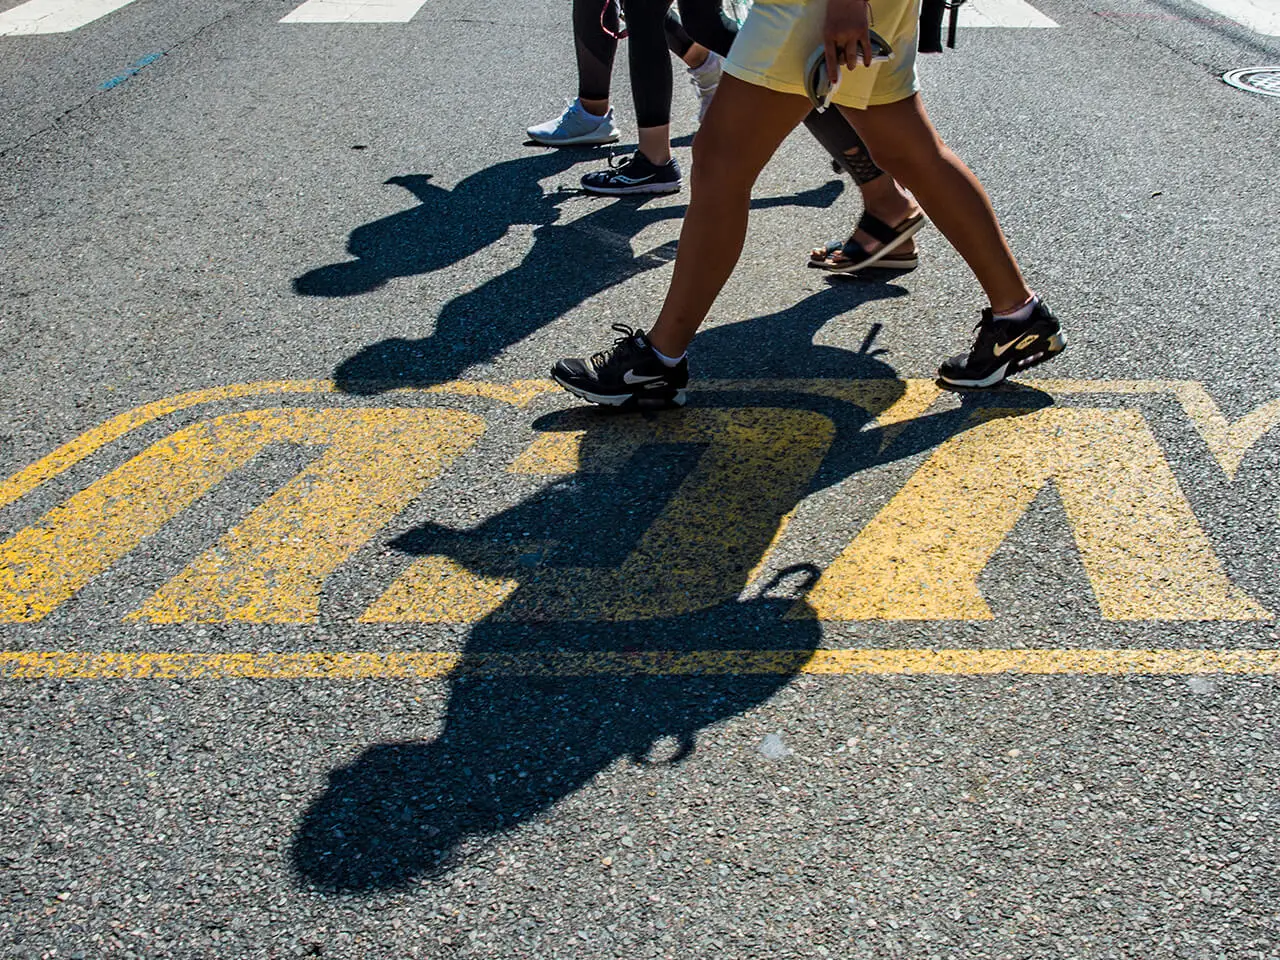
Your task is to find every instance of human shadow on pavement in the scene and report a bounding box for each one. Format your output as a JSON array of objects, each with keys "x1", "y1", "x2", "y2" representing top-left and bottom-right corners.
[
  {"x1": 307, "y1": 156, "x2": 842, "y2": 393},
  {"x1": 294, "y1": 153, "x2": 582, "y2": 299},
  {"x1": 291, "y1": 327, "x2": 1055, "y2": 892},
  {"x1": 692, "y1": 281, "x2": 907, "y2": 378}
]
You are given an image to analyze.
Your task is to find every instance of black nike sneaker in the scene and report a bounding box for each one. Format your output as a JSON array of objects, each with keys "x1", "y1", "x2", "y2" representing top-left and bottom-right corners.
[
  {"x1": 937, "y1": 300, "x2": 1067, "y2": 388},
  {"x1": 551, "y1": 324, "x2": 689, "y2": 408},
  {"x1": 581, "y1": 153, "x2": 682, "y2": 196}
]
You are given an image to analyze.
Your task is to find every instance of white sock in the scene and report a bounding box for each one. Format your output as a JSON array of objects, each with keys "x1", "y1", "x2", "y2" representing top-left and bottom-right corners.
[
  {"x1": 689, "y1": 52, "x2": 721, "y2": 77},
  {"x1": 651, "y1": 345, "x2": 685, "y2": 367},
  {"x1": 993, "y1": 295, "x2": 1038, "y2": 323}
]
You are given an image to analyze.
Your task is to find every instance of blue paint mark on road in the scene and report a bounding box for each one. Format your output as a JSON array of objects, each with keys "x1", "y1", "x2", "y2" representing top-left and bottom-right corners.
[{"x1": 100, "y1": 53, "x2": 164, "y2": 91}]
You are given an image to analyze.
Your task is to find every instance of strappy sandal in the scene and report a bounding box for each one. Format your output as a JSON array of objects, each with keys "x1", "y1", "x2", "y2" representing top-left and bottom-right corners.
[{"x1": 808, "y1": 211, "x2": 927, "y2": 274}]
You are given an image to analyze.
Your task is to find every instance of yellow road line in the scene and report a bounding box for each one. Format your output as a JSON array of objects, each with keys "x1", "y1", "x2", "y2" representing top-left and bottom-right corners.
[{"x1": 2, "y1": 649, "x2": 1278, "y2": 680}]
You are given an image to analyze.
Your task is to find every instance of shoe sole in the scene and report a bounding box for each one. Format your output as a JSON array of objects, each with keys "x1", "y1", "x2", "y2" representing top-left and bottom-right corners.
[
  {"x1": 834, "y1": 255, "x2": 919, "y2": 272},
  {"x1": 581, "y1": 181, "x2": 682, "y2": 196},
  {"x1": 809, "y1": 214, "x2": 927, "y2": 274},
  {"x1": 552, "y1": 373, "x2": 687, "y2": 409},
  {"x1": 938, "y1": 333, "x2": 1068, "y2": 388},
  {"x1": 527, "y1": 130, "x2": 621, "y2": 147}
]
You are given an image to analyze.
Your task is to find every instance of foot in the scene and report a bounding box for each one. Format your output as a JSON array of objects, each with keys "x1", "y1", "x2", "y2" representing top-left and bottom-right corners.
[
  {"x1": 528, "y1": 100, "x2": 621, "y2": 147},
  {"x1": 581, "y1": 152, "x2": 682, "y2": 196},
  {"x1": 809, "y1": 237, "x2": 919, "y2": 272},
  {"x1": 808, "y1": 210, "x2": 926, "y2": 273},
  {"x1": 551, "y1": 325, "x2": 689, "y2": 408},
  {"x1": 688, "y1": 52, "x2": 723, "y2": 122},
  {"x1": 937, "y1": 300, "x2": 1067, "y2": 388}
]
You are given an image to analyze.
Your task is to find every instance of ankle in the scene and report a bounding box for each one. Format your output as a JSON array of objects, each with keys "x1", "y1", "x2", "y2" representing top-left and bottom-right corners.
[
  {"x1": 639, "y1": 147, "x2": 672, "y2": 166},
  {"x1": 861, "y1": 198, "x2": 915, "y2": 227},
  {"x1": 684, "y1": 48, "x2": 710, "y2": 70},
  {"x1": 688, "y1": 51, "x2": 720, "y2": 75},
  {"x1": 992, "y1": 293, "x2": 1037, "y2": 320},
  {"x1": 578, "y1": 97, "x2": 609, "y2": 118},
  {"x1": 647, "y1": 329, "x2": 689, "y2": 359}
]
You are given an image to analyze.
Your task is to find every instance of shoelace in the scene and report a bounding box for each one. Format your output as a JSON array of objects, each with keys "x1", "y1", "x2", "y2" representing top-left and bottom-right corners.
[
  {"x1": 966, "y1": 309, "x2": 1001, "y2": 357},
  {"x1": 558, "y1": 97, "x2": 583, "y2": 122},
  {"x1": 590, "y1": 323, "x2": 643, "y2": 368}
]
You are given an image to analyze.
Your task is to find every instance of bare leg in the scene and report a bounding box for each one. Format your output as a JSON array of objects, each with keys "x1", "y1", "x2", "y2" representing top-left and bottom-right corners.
[
  {"x1": 681, "y1": 41, "x2": 711, "y2": 69},
  {"x1": 838, "y1": 95, "x2": 1031, "y2": 312},
  {"x1": 580, "y1": 97, "x2": 610, "y2": 117},
  {"x1": 802, "y1": 106, "x2": 918, "y2": 261},
  {"x1": 637, "y1": 124, "x2": 674, "y2": 166},
  {"x1": 647, "y1": 76, "x2": 811, "y2": 357},
  {"x1": 858, "y1": 174, "x2": 919, "y2": 246}
]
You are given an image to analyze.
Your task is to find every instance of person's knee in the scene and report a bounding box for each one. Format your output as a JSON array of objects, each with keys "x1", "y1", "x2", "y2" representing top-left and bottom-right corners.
[
  {"x1": 852, "y1": 103, "x2": 947, "y2": 179},
  {"x1": 858, "y1": 140, "x2": 906, "y2": 177},
  {"x1": 858, "y1": 133, "x2": 941, "y2": 182}
]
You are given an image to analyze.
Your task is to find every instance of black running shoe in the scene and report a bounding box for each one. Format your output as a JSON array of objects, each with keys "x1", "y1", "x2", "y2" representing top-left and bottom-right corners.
[
  {"x1": 937, "y1": 300, "x2": 1067, "y2": 388},
  {"x1": 551, "y1": 324, "x2": 689, "y2": 408},
  {"x1": 581, "y1": 153, "x2": 682, "y2": 196}
]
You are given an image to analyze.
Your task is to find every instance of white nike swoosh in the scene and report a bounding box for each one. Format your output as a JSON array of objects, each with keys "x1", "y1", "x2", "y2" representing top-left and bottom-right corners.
[
  {"x1": 623, "y1": 371, "x2": 665, "y2": 385},
  {"x1": 992, "y1": 334, "x2": 1039, "y2": 357}
]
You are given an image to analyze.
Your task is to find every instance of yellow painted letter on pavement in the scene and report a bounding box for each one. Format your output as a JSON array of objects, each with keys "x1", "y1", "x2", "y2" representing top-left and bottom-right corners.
[
  {"x1": 804, "y1": 408, "x2": 1270, "y2": 622},
  {"x1": 365, "y1": 408, "x2": 834, "y2": 622},
  {"x1": 128, "y1": 408, "x2": 485, "y2": 623},
  {"x1": 0, "y1": 409, "x2": 326, "y2": 623}
]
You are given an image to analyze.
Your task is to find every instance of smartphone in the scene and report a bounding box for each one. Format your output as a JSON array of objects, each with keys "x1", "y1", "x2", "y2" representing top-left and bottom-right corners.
[{"x1": 804, "y1": 32, "x2": 895, "y2": 111}]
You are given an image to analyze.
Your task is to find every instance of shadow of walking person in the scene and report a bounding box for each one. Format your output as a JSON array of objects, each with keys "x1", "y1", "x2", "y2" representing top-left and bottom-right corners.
[
  {"x1": 290, "y1": 395, "x2": 844, "y2": 892},
  {"x1": 291, "y1": 331, "x2": 1054, "y2": 892},
  {"x1": 694, "y1": 280, "x2": 909, "y2": 378},
  {"x1": 293, "y1": 149, "x2": 587, "y2": 299},
  {"x1": 323, "y1": 168, "x2": 843, "y2": 394}
]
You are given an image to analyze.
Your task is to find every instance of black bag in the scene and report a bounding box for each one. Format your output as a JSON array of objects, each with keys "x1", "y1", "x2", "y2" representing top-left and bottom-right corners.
[{"x1": 919, "y1": 0, "x2": 966, "y2": 53}]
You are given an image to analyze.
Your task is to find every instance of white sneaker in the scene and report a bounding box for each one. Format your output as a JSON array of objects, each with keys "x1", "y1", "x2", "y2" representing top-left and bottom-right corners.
[
  {"x1": 687, "y1": 52, "x2": 723, "y2": 122},
  {"x1": 527, "y1": 99, "x2": 621, "y2": 146}
]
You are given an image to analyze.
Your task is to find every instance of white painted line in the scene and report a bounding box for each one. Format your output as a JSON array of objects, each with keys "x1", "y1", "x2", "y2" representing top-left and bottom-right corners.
[
  {"x1": 0, "y1": 0, "x2": 140, "y2": 35},
  {"x1": 280, "y1": 0, "x2": 426, "y2": 23},
  {"x1": 1189, "y1": 0, "x2": 1280, "y2": 35},
  {"x1": 959, "y1": 0, "x2": 1059, "y2": 29}
]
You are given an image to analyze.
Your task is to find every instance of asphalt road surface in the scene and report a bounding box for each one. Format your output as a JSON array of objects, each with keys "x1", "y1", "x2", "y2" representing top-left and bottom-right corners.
[{"x1": 1, "y1": 0, "x2": 1278, "y2": 957}]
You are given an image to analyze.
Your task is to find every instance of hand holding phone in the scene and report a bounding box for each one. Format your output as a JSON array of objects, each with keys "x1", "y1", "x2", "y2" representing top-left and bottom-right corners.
[{"x1": 804, "y1": 31, "x2": 894, "y2": 112}]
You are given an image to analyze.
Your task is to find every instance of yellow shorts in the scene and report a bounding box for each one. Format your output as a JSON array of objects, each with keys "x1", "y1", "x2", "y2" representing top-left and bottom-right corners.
[{"x1": 724, "y1": 0, "x2": 921, "y2": 110}]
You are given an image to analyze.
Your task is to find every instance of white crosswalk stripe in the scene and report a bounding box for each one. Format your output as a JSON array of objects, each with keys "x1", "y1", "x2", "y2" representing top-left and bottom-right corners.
[
  {"x1": 1, "y1": 0, "x2": 1276, "y2": 38},
  {"x1": 1187, "y1": 0, "x2": 1280, "y2": 35},
  {"x1": 959, "y1": 0, "x2": 1060, "y2": 29},
  {"x1": 0, "y1": 0, "x2": 139, "y2": 35},
  {"x1": 280, "y1": 0, "x2": 427, "y2": 24},
  {"x1": 0, "y1": 0, "x2": 1065, "y2": 36}
]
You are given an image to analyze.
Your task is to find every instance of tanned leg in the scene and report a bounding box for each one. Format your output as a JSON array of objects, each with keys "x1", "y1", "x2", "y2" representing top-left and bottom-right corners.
[
  {"x1": 647, "y1": 76, "x2": 812, "y2": 357},
  {"x1": 838, "y1": 94, "x2": 1031, "y2": 312}
]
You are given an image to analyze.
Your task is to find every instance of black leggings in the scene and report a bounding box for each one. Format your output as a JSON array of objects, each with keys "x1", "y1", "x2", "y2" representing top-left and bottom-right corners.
[
  {"x1": 575, "y1": 0, "x2": 695, "y2": 105},
  {"x1": 618, "y1": 0, "x2": 737, "y2": 127},
  {"x1": 574, "y1": 0, "x2": 884, "y2": 184}
]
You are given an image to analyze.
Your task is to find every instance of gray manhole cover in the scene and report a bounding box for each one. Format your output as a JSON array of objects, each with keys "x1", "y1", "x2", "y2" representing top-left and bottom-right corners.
[{"x1": 1222, "y1": 66, "x2": 1280, "y2": 98}]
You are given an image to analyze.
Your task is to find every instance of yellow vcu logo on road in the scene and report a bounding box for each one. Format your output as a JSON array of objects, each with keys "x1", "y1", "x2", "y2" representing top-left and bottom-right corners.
[{"x1": 0, "y1": 377, "x2": 1276, "y2": 626}]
